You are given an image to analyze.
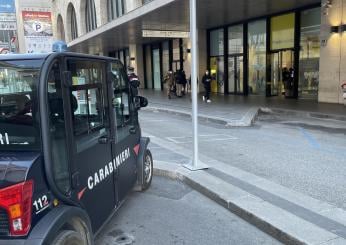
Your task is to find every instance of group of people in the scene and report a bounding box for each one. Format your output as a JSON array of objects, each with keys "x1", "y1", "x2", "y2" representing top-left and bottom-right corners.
[
  {"x1": 163, "y1": 69, "x2": 189, "y2": 99},
  {"x1": 128, "y1": 66, "x2": 213, "y2": 103},
  {"x1": 164, "y1": 69, "x2": 213, "y2": 103}
]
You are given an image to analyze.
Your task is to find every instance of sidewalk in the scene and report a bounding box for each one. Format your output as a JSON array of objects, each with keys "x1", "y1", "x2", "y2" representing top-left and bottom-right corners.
[
  {"x1": 141, "y1": 89, "x2": 346, "y2": 126},
  {"x1": 148, "y1": 137, "x2": 346, "y2": 245}
]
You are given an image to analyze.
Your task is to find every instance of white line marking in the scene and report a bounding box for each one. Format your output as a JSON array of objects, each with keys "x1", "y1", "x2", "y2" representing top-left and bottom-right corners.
[{"x1": 166, "y1": 134, "x2": 238, "y2": 144}]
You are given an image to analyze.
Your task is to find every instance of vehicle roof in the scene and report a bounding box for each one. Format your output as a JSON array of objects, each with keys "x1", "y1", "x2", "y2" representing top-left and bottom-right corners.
[
  {"x1": 0, "y1": 53, "x2": 50, "y2": 60},
  {"x1": 0, "y1": 52, "x2": 120, "y2": 62}
]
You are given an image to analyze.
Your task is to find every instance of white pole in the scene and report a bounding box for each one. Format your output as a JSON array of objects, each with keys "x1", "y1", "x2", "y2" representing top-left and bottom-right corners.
[
  {"x1": 190, "y1": 0, "x2": 199, "y2": 169},
  {"x1": 184, "y1": 0, "x2": 207, "y2": 171}
]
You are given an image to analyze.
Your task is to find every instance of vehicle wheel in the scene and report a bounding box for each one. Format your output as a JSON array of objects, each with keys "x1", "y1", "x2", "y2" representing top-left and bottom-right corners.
[
  {"x1": 142, "y1": 149, "x2": 153, "y2": 191},
  {"x1": 52, "y1": 230, "x2": 85, "y2": 245}
]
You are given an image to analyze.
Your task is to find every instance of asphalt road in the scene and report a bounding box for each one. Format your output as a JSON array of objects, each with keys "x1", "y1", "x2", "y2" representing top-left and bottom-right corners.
[
  {"x1": 95, "y1": 176, "x2": 279, "y2": 245},
  {"x1": 139, "y1": 109, "x2": 346, "y2": 210}
]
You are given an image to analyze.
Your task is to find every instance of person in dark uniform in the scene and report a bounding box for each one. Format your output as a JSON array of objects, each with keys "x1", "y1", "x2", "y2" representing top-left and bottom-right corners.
[
  {"x1": 282, "y1": 67, "x2": 290, "y2": 97},
  {"x1": 175, "y1": 69, "x2": 184, "y2": 97},
  {"x1": 127, "y1": 67, "x2": 140, "y2": 96},
  {"x1": 202, "y1": 70, "x2": 212, "y2": 103}
]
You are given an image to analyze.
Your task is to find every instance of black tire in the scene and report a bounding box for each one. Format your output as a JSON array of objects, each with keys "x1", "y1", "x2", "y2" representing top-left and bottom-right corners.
[
  {"x1": 142, "y1": 149, "x2": 153, "y2": 191},
  {"x1": 52, "y1": 230, "x2": 85, "y2": 245}
]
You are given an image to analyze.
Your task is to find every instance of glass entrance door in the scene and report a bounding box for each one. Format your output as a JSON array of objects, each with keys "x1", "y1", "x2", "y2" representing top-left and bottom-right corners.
[
  {"x1": 228, "y1": 55, "x2": 243, "y2": 94},
  {"x1": 153, "y1": 49, "x2": 161, "y2": 90},
  {"x1": 270, "y1": 50, "x2": 294, "y2": 96}
]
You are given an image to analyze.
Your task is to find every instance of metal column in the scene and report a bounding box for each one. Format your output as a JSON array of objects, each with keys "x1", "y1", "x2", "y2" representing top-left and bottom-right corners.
[{"x1": 184, "y1": 0, "x2": 208, "y2": 171}]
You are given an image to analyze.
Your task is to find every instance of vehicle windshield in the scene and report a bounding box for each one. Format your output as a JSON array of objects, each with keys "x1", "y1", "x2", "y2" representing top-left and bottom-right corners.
[{"x1": 0, "y1": 59, "x2": 44, "y2": 151}]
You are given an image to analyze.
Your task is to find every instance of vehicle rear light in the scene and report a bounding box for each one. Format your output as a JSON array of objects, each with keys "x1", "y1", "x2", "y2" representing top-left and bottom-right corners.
[{"x1": 0, "y1": 180, "x2": 33, "y2": 236}]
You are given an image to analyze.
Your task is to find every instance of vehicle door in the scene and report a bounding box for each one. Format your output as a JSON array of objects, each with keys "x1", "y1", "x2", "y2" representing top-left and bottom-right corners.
[
  {"x1": 110, "y1": 61, "x2": 139, "y2": 202},
  {"x1": 64, "y1": 58, "x2": 117, "y2": 232}
]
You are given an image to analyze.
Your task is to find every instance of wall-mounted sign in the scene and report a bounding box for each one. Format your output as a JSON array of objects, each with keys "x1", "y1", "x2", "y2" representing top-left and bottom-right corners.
[
  {"x1": 0, "y1": 0, "x2": 15, "y2": 13},
  {"x1": 143, "y1": 30, "x2": 190, "y2": 38},
  {"x1": 0, "y1": 13, "x2": 16, "y2": 30},
  {"x1": 22, "y1": 11, "x2": 53, "y2": 53}
]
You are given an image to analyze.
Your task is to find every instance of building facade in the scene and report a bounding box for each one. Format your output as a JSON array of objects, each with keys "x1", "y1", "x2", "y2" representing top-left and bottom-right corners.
[{"x1": 52, "y1": 0, "x2": 346, "y2": 104}]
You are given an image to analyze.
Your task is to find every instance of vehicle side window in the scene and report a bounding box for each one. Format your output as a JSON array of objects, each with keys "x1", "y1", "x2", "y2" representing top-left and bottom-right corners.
[
  {"x1": 111, "y1": 62, "x2": 132, "y2": 142},
  {"x1": 68, "y1": 60, "x2": 107, "y2": 152},
  {"x1": 47, "y1": 61, "x2": 71, "y2": 194}
]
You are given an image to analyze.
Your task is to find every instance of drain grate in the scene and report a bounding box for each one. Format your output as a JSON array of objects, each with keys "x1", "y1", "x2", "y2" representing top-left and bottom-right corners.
[
  {"x1": 106, "y1": 229, "x2": 135, "y2": 245},
  {"x1": 113, "y1": 233, "x2": 135, "y2": 245}
]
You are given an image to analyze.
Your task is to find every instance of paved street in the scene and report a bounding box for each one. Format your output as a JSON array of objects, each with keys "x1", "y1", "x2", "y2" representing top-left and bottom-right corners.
[
  {"x1": 139, "y1": 109, "x2": 346, "y2": 210},
  {"x1": 95, "y1": 176, "x2": 280, "y2": 245}
]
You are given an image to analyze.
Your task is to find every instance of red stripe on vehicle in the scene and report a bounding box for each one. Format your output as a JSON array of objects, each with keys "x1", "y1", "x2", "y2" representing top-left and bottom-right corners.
[
  {"x1": 134, "y1": 144, "x2": 140, "y2": 156},
  {"x1": 78, "y1": 187, "x2": 87, "y2": 200}
]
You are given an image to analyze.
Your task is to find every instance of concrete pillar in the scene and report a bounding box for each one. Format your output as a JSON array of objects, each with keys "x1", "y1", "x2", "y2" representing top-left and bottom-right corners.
[
  {"x1": 198, "y1": 29, "x2": 207, "y2": 93},
  {"x1": 125, "y1": 0, "x2": 142, "y2": 13},
  {"x1": 183, "y1": 38, "x2": 191, "y2": 79},
  {"x1": 96, "y1": 0, "x2": 108, "y2": 26},
  {"x1": 319, "y1": 0, "x2": 345, "y2": 104},
  {"x1": 129, "y1": 44, "x2": 145, "y2": 89}
]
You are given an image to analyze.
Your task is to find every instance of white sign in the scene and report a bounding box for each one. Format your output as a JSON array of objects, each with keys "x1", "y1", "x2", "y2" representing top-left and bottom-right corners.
[
  {"x1": 0, "y1": 13, "x2": 15, "y2": 22},
  {"x1": 22, "y1": 11, "x2": 53, "y2": 53},
  {"x1": 143, "y1": 30, "x2": 190, "y2": 38},
  {"x1": 0, "y1": 13, "x2": 16, "y2": 30}
]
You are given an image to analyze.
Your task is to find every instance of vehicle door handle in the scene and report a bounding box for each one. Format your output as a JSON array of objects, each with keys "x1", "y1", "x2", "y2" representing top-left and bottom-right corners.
[
  {"x1": 129, "y1": 127, "x2": 136, "y2": 134},
  {"x1": 98, "y1": 136, "x2": 110, "y2": 144}
]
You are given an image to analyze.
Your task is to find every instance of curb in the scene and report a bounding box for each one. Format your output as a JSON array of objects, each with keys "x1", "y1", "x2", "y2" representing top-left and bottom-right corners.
[
  {"x1": 143, "y1": 106, "x2": 259, "y2": 127},
  {"x1": 260, "y1": 107, "x2": 346, "y2": 122},
  {"x1": 153, "y1": 161, "x2": 346, "y2": 245},
  {"x1": 153, "y1": 164, "x2": 301, "y2": 245}
]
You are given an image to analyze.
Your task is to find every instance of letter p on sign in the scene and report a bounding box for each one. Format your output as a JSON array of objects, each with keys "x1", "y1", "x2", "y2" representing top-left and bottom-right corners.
[{"x1": 33, "y1": 22, "x2": 42, "y2": 32}]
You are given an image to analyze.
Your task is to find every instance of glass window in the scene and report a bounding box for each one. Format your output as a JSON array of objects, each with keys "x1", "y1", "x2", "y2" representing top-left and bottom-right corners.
[
  {"x1": 48, "y1": 62, "x2": 70, "y2": 194},
  {"x1": 57, "y1": 15, "x2": 65, "y2": 41},
  {"x1": 68, "y1": 4, "x2": 78, "y2": 40},
  {"x1": 67, "y1": 60, "x2": 106, "y2": 152},
  {"x1": 248, "y1": 20, "x2": 267, "y2": 95},
  {"x1": 210, "y1": 57, "x2": 225, "y2": 93},
  {"x1": 86, "y1": 0, "x2": 97, "y2": 32},
  {"x1": 111, "y1": 62, "x2": 132, "y2": 142},
  {"x1": 117, "y1": 0, "x2": 124, "y2": 17},
  {"x1": 210, "y1": 29, "x2": 224, "y2": 56},
  {"x1": 0, "y1": 59, "x2": 43, "y2": 151},
  {"x1": 172, "y1": 39, "x2": 180, "y2": 71},
  {"x1": 228, "y1": 25, "x2": 243, "y2": 55},
  {"x1": 299, "y1": 7, "x2": 321, "y2": 99},
  {"x1": 107, "y1": 0, "x2": 117, "y2": 21},
  {"x1": 271, "y1": 13, "x2": 295, "y2": 50}
]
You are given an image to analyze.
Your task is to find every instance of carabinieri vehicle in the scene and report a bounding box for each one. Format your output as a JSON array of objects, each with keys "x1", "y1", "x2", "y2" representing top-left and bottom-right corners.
[{"x1": 0, "y1": 51, "x2": 153, "y2": 244}]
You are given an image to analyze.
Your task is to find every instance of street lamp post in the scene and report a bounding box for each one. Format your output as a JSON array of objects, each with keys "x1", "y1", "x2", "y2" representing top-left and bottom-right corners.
[{"x1": 183, "y1": 0, "x2": 208, "y2": 171}]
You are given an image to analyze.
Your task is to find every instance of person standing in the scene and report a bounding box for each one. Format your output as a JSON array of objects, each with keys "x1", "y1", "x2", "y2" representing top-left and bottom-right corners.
[
  {"x1": 181, "y1": 70, "x2": 187, "y2": 96},
  {"x1": 164, "y1": 71, "x2": 175, "y2": 99},
  {"x1": 282, "y1": 67, "x2": 290, "y2": 97},
  {"x1": 127, "y1": 66, "x2": 140, "y2": 96},
  {"x1": 175, "y1": 69, "x2": 183, "y2": 97},
  {"x1": 202, "y1": 70, "x2": 212, "y2": 103}
]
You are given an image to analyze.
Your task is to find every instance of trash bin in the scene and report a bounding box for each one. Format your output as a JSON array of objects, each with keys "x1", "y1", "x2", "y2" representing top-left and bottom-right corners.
[{"x1": 342, "y1": 83, "x2": 346, "y2": 106}]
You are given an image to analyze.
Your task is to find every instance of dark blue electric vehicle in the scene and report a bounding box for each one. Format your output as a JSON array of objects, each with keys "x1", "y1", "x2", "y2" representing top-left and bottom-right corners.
[{"x1": 0, "y1": 52, "x2": 153, "y2": 244}]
